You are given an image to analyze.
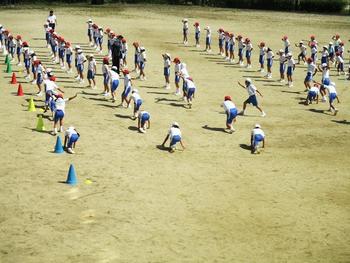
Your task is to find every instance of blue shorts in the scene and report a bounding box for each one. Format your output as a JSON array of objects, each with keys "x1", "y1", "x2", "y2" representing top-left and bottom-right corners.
[
  {"x1": 175, "y1": 75, "x2": 180, "y2": 84},
  {"x1": 187, "y1": 88, "x2": 195, "y2": 99},
  {"x1": 45, "y1": 32, "x2": 49, "y2": 42},
  {"x1": 225, "y1": 41, "x2": 229, "y2": 50},
  {"x1": 66, "y1": 54, "x2": 72, "y2": 64},
  {"x1": 170, "y1": 135, "x2": 181, "y2": 147},
  {"x1": 45, "y1": 91, "x2": 53, "y2": 105},
  {"x1": 304, "y1": 72, "x2": 312, "y2": 82},
  {"x1": 24, "y1": 58, "x2": 30, "y2": 69},
  {"x1": 322, "y1": 78, "x2": 330, "y2": 85},
  {"x1": 98, "y1": 37, "x2": 103, "y2": 45},
  {"x1": 267, "y1": 58, "x2": 273, "y2": 68},
  {"x1": 77, "y1": 64, "x2": 84, "y2": 73},
  {"x1": 54, "y1": 109, "x2": 64, "y2": 122},
  {"x1": 226, "y1": 108, "x2": 237, "y2": 124},
  {"x1": 206, "y1": 37, "x2": 211, "y2": 45},
  {"x1": 94, "y1": 37, "x2": 99, "y2": 45},
  {"x1": 279, "y1": 63, "x2": 285, "y2": 74},
  {"x1": 0, "y1": 34, "x2": 2, "y2": 41},
  {"x1": 68, "y1": 133, "x2": 79, "y2": 148},
  {"x1": 321, "y1": 56, "x2": 327, "y2": 64},
  {"x1": 195, "y1": 32, "x2": 200, "y2": 40},
  {"x1": 51, "y1": 44, "x2": 57, "y2": 53},
  {"x1": 122, "y1": 86, "x2": 131, "y2": 98},
  {"x1": 16, "y1": 47, "x2": 22, "y2": 55},
  {"x1": 134, "y1": 99, "x2": 142, "y2": 111},
  {"x1": 287, "y1": 66, "x2": 293, "y2": 76},
  {"x1": 253, "y1": 134, "x2": 264, "y2": 147},
  {"x1": 139, "y1": 61, "x2": 145, "y2": 70},
  {"x1": 37, "y1": 73, "x2": 43, "y2": 85},
  {"x1": 259, "y1": 55, "x2": 265, "y2": 65},
  {"x1": 246, "y1": 50, "x2": 251, "y2": 59},
  {"x1": 229, "y1": 44, "x2": 234, "y2": 52},
  {"x1": 111, "y1": 79, "x2": 119, "y2": 92},
  {"x1": 329, "y1": 93, "x2": 337, "y2": 103},
  {"x1": 103, "y1": 73, "x2": 110, "y2": 85},
  {"x1": 58, "y1": 49, "x2": 65, "y2": 59},
  {"x1": 284, "y1": 47, "x2": 289, "y2": 54},
  {"x1": 329, "y1": 52, "x2": 334, "y2": 58},
  {"x1": 307, "y1": 91, "x2": 317, "y2": 101},
  {"x1": 164, "y1": 67, "x2": 170, "y2": 77},
  {"x1": 245, "y1": 95, "x2": 258, "y2": 107},
  {"x1": 140, "y1": 112, "x2": 150, "y2": 126},
  {"x1": 238, "y1": 48, "x2": 243, "y2": 58},
  {"x1": 219, "y1": 39, "x2": 223, "y2": 48},
  {"x1": 87, "y1": 70, "x2": 95, "y2": 80}
]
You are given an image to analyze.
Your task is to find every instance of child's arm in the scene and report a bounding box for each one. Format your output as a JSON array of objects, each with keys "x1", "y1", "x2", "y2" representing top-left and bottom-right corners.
[
  {"x1": 336, "y1": 96, "x2": 340, "y2": 103},
  {"x1": 147, "y1": 120, "x2": 151, "y2": 129},
  {"x1": 316, "y1": 94, "x2": 319, "y2": 104},
  {"x1": 68, "y1": 93, "x2": 78, "y2": 101},
  {"x1": 256, "y1": 89, "x2": 263, "y2": 97},
  {"x1": 58, "y1": 88, "x2": 65, "y2": 93},
  {"x1": 312, "y1": 68, "x2": 318, "y2": 77},
  {"x1": 180, "y1": 140, "x2": 185, "y2": 150},
  {"x1": 237, "y1": 81, "x2": 245, "y2": 89},
  {"x1": 137, "y1": 117, "x2": 141, "y2": 128},
  {"x1": 161, "y1": 134, "x2": 169, "y2": 147}
]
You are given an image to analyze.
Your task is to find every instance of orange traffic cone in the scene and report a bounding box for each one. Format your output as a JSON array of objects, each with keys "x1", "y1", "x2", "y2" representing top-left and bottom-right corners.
[
  {"x1": 17, "y1": 84, "x2": 24, "y2": 96},
  {"x1": 11, "y1": 73, "x2": 17, "y2": 84}
]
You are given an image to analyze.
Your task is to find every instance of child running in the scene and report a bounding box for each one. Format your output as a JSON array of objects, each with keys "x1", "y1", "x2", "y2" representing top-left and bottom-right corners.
[{"x1": 238, "y1": 78, "x2": 266, "y2": 117}]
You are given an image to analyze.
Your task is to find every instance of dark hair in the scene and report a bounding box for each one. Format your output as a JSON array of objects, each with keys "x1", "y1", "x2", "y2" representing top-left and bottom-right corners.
[{"x1": 50, "y1": 10, "x2": 54, "y2": 13}]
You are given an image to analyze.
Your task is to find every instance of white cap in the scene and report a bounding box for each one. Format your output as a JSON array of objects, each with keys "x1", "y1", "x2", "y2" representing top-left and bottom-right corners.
[
  {"x1": 330, "y1": 82, "x2": 336, "y2": 86},
  {"x1": 299, "y1": 41, "x2": 303, "y2": 44},
  {"x1": 287, "y1": 52, "x2": 292, "y2": 57},
  {"x1": 206, "y1": 26, "x2": 210, "y2": 30},
  {"x1": 182, "y1": 18, "x2": 188, "y2": 22},
  {"x1": 172, "y1": 122, "x2": 179, "y2": 127},
  {"x1": 132, "y1": 89, "x2": 138, "y2": 93},
  {"x1": 329, "y1": 41, "x2": 333, "y2": 45},
  {"x1": 140, "y1": 47, "x2": 145, "y2": 52},
  {"x1": 46, "y1": 68, "x2": 53, "y2": 72},
  {"x1": 323, "y1": 45, "x2": 328, "y2": 49},
  {"x1": 255, "y1": 123, "x2": 261, "y2": 128},
  {"x1": 89, "y1": 54, "x2": 94, "y2": 58},
  {"x1": 279, "y1": 49, "x2": 284, "y2": 53},
  {"x1": 111, "y1": 66, "x2": 118, "y2": 71},
  {"x1": 165, "y1": 53, "x2": 171, "y2": 58},
  {"x1": 77, "y1": 49, "x2": 83, "y2": 54},
  {"x1": 321, "y1": 63, "x2": 327, "y2": 67},
  {"x1": 87, "y1": 18, "x2": 92, "y2": 22},
  {"x1": 75, "y1": 45, "x2": 81, "y2": 49},
  {"x1": 245, "y1": 78, "x2": 252, "y2": 83}
]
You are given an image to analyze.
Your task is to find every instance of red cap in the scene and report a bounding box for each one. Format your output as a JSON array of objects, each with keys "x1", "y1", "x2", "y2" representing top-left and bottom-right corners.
[
  {"x1": 105, "y1": 27, "x2": 111, "y2": 33},
  {"x1": 173, "y1": 57, "x2": 180, "y2": 63},
  {"x1": 50, "y1": 76, "x2": 56, "y2": 81},
  {"x1": 224, "y1": 95, "x2": 231, "y2": 101},
  {"x1": 307, "y1": 57, "x2": 313, "y2": 63},
  {"x1": 229, "y1": 33, "x2": 234, "y2": 37},
  {"x1": 194, "y1": 22, "x2": 199, "y2": 26},
  {"x1": 34, "y1": 60, "x2": 41, "y2": 65},
  {"x1": 187, "y1": 77, "x2": 193, "y2": 81},
  {"x1": 339, "y1": 42, "x2": 344, "y2": 45},
  {"x1": 122, "y1": 38, "x2": 126, "y2": 43},
  {"x1": 56, "y1": 93, "x2": 63, "y2": 99},
  {"x1": 218, "y1": 28, "x2": 224, "y2": 32},
  {"x1": 66, "y1": 41, "x2": 71, "y2": 47},
  {"x1": 122, "y1": 69, "x2": 129, "y2": 74},
  {"x1": 22, "y1": 41, "x2": 28, "y2": 47},
  {"x1": 103, "y1": 56, "x2": 109, "y2": 64},
  {"x1": 283, "y1": 35, "x2": 288, "y2": 40},
  {"x1": 16, "y1": 35, "x2": 22, "y2": 40},
  {"x1": 310, "y1": 35, "x2": 315, "y2": 39},
  {"x1": 335, "y1": 33, "x2": 340, "y2": 38}
]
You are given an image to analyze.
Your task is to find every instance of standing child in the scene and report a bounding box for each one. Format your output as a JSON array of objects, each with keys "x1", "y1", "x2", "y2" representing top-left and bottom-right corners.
[
  {"x1": 194, "y1": 22, "x2": 200, "y2": 47},
  {"x1": 245, "y1": 38, "x2": 253, "y2": 68},
  {"x1": 335, "y1": 52, "x2": 344, "y2": 75},
  {"x1": 44, "y1": 76, "x2": 64, "y2": 115},
  {"x1": 321, "y1": 46, "x2": 329, "y2": 65},
  {"x1": 102, "y1": 56, "x2": 110, "y2": 96},
  {"x1": 58, "y1": 37, "x2": 66, "y2": 69},
  {"x1": 328, "y1": 42, "x2": 335, "y2": 64},
  {"x1": 0, "y1": 25, "x2": 4, "y2": 52},
  {"x1": 310, "y1": 43, "x2": 317, "y2": 64},
  {"x1": 52, "y1": 93, "x2": 78, "y2": 135},
  {"x1": 251, "y1": 124, "x2": 265, "y2": 154},
  {"x1": 23, "y1": 42, "x2": 31, "y2": 80},
  {"x1": 163, "y1": 53, "x2": 171, "y2": 89},
  {"x1": 238, "y1": 78, "x2": 266, "y2": 117},
  {"x1": 173, "y1": 57, "x2": 182, "y2": 95},
  {"x1": 265, "y1": 47, "x2": 274, "y2": 79},
  {"x1": 121, "y1": 69, "x2": 132, "y2": 107},
  {"x1": 204, "y1": 26, "x2": 212, "y2": 52},
  {"x1": 224, "y1": 31, "x2": 230, "y2": 60},
  {"x1": 258, "y1": 42, "x2": 266, "y2": 72},
  {"x1": 286, "y1": 53, "x2": 295, "y2": 87},
  {"x1": 65, "y1": 41, "x2": 73, "y2": 73},
  {"x1": 50, "y1": 32, "x2": 58, "y2": 63},
  {"x1": 35, "y1": 60, "x2": 45, "y2": 96},
  {"x1": 137, "y1": 111, "x2": 151, "y2": 133},
  {"x1": 87, "y1": 54, "x2": 97, "y2": 89},
  {"x1": 228, "y1": 33, "x2": 235, "y2": 63},
  {"x1": 133, "y1": 42, "x2": 140, "y2": 73},
  {"x1": 76, "y1": 49, "x2": 86, "y2": 84},
  {"x1": 97, "y1": 27, "x2": 103, "y2": 54},
  {"x1": 237, "y1": 35, "x2": 245, "y2": 66},
  {"x1": 74, "y1": 45, "x2": 81, "y2": 79},
  {"x1": 87, "y1": 19, "x2": 93, "y2": 46},
  {"x1": 221, "y1": 95, "x2": 238, "y2": 133},
  {"x1": 121, "y1": 38, "x2": 128, "y2": 67},
  {"x1": 218, "y1": 28, "x2": 225, "y2": 56},
  {"x1": 304, "y1": 57, "x2": 317, "y2": 90},
  {"x1": 64, "y1": 126, "x2": 80, "y2": 154},
  {"x1": 15, "y1": 35, "x2": 22, "y2": 66},
  {"x1": 277, "y1": 49, "x2": 286, "y2": 83},
  {"x1": 295, "y1": 41, "x2": 307, "y2": 64},
  {"x1": 161, "y1": 122, "x2": 185, "y2": 153},
  {"x1": 318, "y1": 63, "x2": 331, "y2": 86},
  {"x1": 8, "y1": 35, "x2": 16, "y2": 60},
  {"x1": 110, "y1": 66, "x2": 120, "y2": 102},
  {"x1": 282, "y1": 35, "x2": 290, "y2": 54},
  {"x1": 182, "y1": 19, "x2": 189, "y2": 45},
  {"x1": 127, "y1": 89, "x2": 143, "y2": 119},
  {"x1": 138, "y1": 47, "x2": 147, "y2": 80}
]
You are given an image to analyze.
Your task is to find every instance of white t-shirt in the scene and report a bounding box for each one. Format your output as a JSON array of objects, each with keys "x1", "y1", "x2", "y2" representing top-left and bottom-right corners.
[
  {"x1": 164, "y1": 58, "x2": 171, "y2": 68},
  {"x1": 267, "y1": 51, "x2": 274, "y2": 59},
  {"x1": 307, "y1": 63, "x2": 316, "y2": 73},
  {"x1": 246, "y1": 43, "x2": 253, "y2": 51},
  {"x1": 287, "y1": 58, "x2": 295, "y2": 67},
  {"x1": 336, "y1": 55, "x2": 344, "y2": 63},
  {"x1": 322, "y1": 69, "x2": 330, "y2": 79},
  {"x1": 180, "y1": 64, "x2": 189, "y2": 78},
  {"x1": 222, "y1": 100, "x2": 236, "y2": 112},
  {"x1": 246, "y1": 84, "x2": 257, "y2": 96},
  {"x1": 195, "y1": 26, "x2": 200, "y2": 34},
  {"x1": 110, "y1": 70, "x2": 119, "y2": 81},
  {"x1": 279, "y1": 54, "x2": 286, "y2": 64},
  {"x1": 284, "y1": 39, "x2": 290, "y2": 48},
  {"x1": 183, "y1": 22, "x2": 188, "y2": 30},
  {"x1": 88, "y1": 59, "x2": 96, "y2": 71},
  {"x1": 206, "y1": 28, "x2": 211, "y2": 38},
  {"x1": 324, "y1": 85, "x2": 337, "y2": 95},
  {"x1": 131, "y1": 92, "x2": 141, "y2": 102},
  {"x1": 77, "y1": 53, "x2": 86, "y2": 65},
  {"x1": 124, "y1": 74, "x2": 131, "y2": 88},
  {"x1": 169, "y1": 127, "x2": 181, "y2": 139},
  {"x1": 185, "y1": 79, "x2": 196, "y2": 89},
  {"x1": 174, "y1": 63, "x2": 181, "y2": 73},
  {"x1": 309, "y1": 86, "x2": 319, "y2": 94},
  {"x1": 65, "y1": 126, "x2": 77, "y2": 138},
  {"x1": 102, "y1": 64, "x2": 109, "y2": 74},
  {"x1": 45, "y1": 80, "x2": 58, "y2": 92},
  {"x1": 252, "y1": 128, "x2": 265, "y2": 137},
  {"x1": 47, "y1": 15, "x2": 56, "y2": 24},
  {"x1": 259, "y1": 47, "x2": 266, "y2": 56},
  {"x1": 55, "y1": 98, "x2": 69, "y2": 113}
]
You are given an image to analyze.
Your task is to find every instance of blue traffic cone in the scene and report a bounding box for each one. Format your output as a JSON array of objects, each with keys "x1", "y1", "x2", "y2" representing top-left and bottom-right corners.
[
  {"x1": 54, "y1": 136, "x2": 64, "y2": 153},
  {"x1": 66, "y1": 164, "x2": 77, "y2": 185}
]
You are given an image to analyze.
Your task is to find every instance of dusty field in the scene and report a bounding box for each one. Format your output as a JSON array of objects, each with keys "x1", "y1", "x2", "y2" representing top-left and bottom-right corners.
[{"x1": 0, "y1": 4, "x2": 349, "y2": 263}]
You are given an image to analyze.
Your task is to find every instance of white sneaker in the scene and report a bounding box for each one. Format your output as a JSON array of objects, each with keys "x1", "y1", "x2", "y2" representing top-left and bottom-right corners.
[
  {"x1": 36, "y1": 92, "x2": 43, "y2": 97},
  {"x1": 75, "y1": 75, "x2": 80, "y2": 80},
  {"x1": 79, "y1": 79, "x2": 85, "y2": 84},
  {"x1": 17, "y1": 63, "x2": 22, "y2": 66},
  {"x1": 67, "y1": 148, "x2": 75, "y2": 154},
  {"x1": 31, "y1": 80, "x2": 36, "y2": 85},
  {"x1": 261, "y1": 112, "x2": 266, "y2": 117}
]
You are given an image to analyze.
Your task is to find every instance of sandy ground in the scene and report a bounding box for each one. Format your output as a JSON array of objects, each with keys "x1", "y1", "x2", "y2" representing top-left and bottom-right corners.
[{"x1": 0, "y1": 4, "x2": 350, "y2": 263}]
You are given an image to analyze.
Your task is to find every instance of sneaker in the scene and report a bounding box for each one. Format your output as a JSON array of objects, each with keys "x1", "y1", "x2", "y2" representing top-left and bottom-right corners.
[
  {"x1": 36, "y1": 92, "x2": 43, "y2": 97},
  {"x1": 334, "y1": 109, "x2": 338, "y2": 116},
  {"x1": 75, "y1": 75, "x2": 80, "y2": 80},
  {"x1": 17, "y1": 63, "x2": 22, "y2": 66},
  {"x1": 139, "y1": 128, "x2": 146, "y2": 133},
  {"x1": 31, "y1": 80, "x2": 36, "y2": 85},
  {"x1": 67, "y1": 148, "x2": 75, "y2": 154},
  {"x1": 261, "y1": 112, "x2": 266, "y2": 117},
  {"x1": 267, "y1": 75, "x2": 272, "y2": 79}
]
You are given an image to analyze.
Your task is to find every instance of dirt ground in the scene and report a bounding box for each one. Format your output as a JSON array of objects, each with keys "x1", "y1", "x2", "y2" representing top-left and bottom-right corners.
[{"x1": 0, "y1": 4, "x2": 349, "y2": 263}]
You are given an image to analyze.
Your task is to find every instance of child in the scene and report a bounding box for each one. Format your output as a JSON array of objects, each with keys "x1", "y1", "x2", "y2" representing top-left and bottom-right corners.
[
  {"x1": 50, "y1": 32, "x2": 58, "y2": 63},
  {"x1": 8, "y1": 35, "x2": 16, "y2": 60},
  {"x1": 92, "y1": 24, "x2": 99, "y2": 49},
  {"x1": 87, "y1": 19, "x2": 93, "y2": 46},
  {"x1": 0, "y1": 24, "x2": 4, "y2": 52},
  {"x1": 121, "y1": 38, "x2": 128, "y2": 67},
  {"x1": 317, "y1": 63, "x2": 331, "y2": 85},
  {"x1": 163, "y1": 53, "x2": 171, "y2": 89},
  {"x1": 121, "y1": 69, "x2": 132, "y2": 107},
  {"x1": 217, "y1": 28, "x2": 225, "y2": 56},
  {"x1": 181, "y1": 75, "x2": 196, "y2": 109},
  {"x1": 44, "y1": 76, "x2": 64, "y2": 115},
  {"x1": 323, "y1": 82, "x2": 340, "y2": 115},
  {"x1": 258, "y1": 42, "x2": 266, "y2": 73},
  {"x1": 305, "y1": 83, "x2": 320, "y2": 105},
  {"x1": 138, "y1": 47, "x2": 147, "y2": 80},
  {"x1": 173, "y1": 57, "x2": 182, "y2": 95},
  {"x1": 35, "y1": 60, "x2": 45, "y2": 96},
  {"x1": 15, "y1": 35, "x2": 22, "y2": 66},
  {"x1": 52, "y1": 93, "x2": 78, "y2": 135},
  {"x1": 58, "y1": 37, "x2": 66, "y2": 69},
  {"x1": 182, "y1": 18, "x2": 189, "y2": 45},
  {"x1": 137, "y1": 110, "x2": 151, "y2": 133},
  {"x1": 310, "y1": 43, "x2": 317, "y2": 63},
  {"x1": 238, "y1": 78, "x2": 266, "y2": 117},
  {"x1": 286, "y1": 53, "x2": 295, "y2": 87},
  {"x1": 335, "y1": 52, "x2": 344, "y2": 75},
  {"x1": 65, "y1": 41, "x2": 73, "y2": 73},
  {"x1": 224, "y1": 31, "x2": 230, "y2": 60},
  {"x1": 64, "y1": 126, "x2": 80, "y2": 154},
  {"x1": 87, "y1": 54, "x2": 97, "y2": 89},
  {"x1": 277, "y1": 49, "x2": 286, "y2": 82},
  {"x1": 309, "y1": 35, "x2": 318, "y2": 49},
  {"x1": 23, "y1": 42, "x2": 31, "y2": 80},
  {"x1": 204, "y1": 26, "x2": 211, "y2": 52},
  {"x1": 74, "y1": 45, "x2": 81, "y2": 79},
  {"x1": 127, "y1": 89, "x2": 142, "y2": 119},
  {"x1": 161, "y1": 122, "x2": 185, "y2": 153},
  {"x1": 282, "y1": 35, "x2": 290, "y2": 54},
  {"x1": 180, "y1": 63, "x2": 190, "y2": 100},
  {"x1": 102, "y1": 56, "x2": 110, "y2": 96},
  {"x1": 30, "y1": 51, "x2": 38, "y2": 84},
  {"x1": 245, "y1": 38, "x2": 253, "y2": 68},
  {"x1": 97, "y1": 26, "x2": 103, "y2": 54},
  {"x1": 251, "y1": 124, "x2": 265, "y2": 154},
  {"x1": 321, "y1": 46, "x2": 329, "y2": 65},
  {"x1": 328, "y1": 42, "x2": 335, "y2": 64},
  {"x1": 221, "y1": 95, "x2": 238, "y2": 133},
  {"x1": 265, "y1": 47, "x2": 274, "y2": 79},
  {"x1": 228, "y1": 33, "x2": 235, "y2": 63},
  {"x1": 237, "y1": 35, "x2": 245, "y2": 66},
  {"x1": 44, "y1": 23, "x2": 50, "y2": 48},
  {"x1": 194, "y1": 22, "x2": 200, "y2": 47},
  {"x1": 109, "y1": 66, "x2": 120, "y2": 102},
  {"x1": 133, "y1": 42, "x2": 140, "y2": 73},
  {"x1": 76, "y1": 49, "x2": 86, "y2": 84},
  {"x1": 304, "y1": 57, "x2": 317, "y2": 90},
  {"x1": 295, "y1": 41, "x2": 307, "y2": 64},
  {"x1": 332, "y1": 34, "x2": 342, "y2": 53}
]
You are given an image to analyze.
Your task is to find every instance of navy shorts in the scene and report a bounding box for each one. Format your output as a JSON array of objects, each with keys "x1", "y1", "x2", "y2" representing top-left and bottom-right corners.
[
  {"x1": 219, "y1": 39, "x2": 223, "y2": 48},
  {"x1": 175, "y1": 75, "x2": 180, "y2": 83},
  {"x1": 111, "y1": 79, "x2": 119, "y2": 92},
  {"x1": 206, "y1": 37, "x2": 211, "y2": 45},
  {"x1": 187, "y1": 88, "x2": 195, "y2": 99},
  {"x1": 304, "y1": 72, "x2": 312, "y2": 82},
  {"x1": 245, "y1": 95, "x2": 258, "y2": 107},
  {"x1": 66, "y1": 54, "x2": 72, "y2": 64},
  {"x1": 307, "y1": 91, "x2": 317, "y2": 101},
  {"x1": 321, "y1": 56, "x2": 327, "y2": 64},
  {"x1": 141, "y1": 112, "x2": 150, "y2": 126},
  {"x1": 287, "y1": 66, "x2": 293, "y2": 76},
  {"x1": 122, "y1": 86, "x2": 131, "y2": 98},
  {"x1": 195, "y1": 32, "x2": 200, "y2": 40},
  {"x1": 267, "y1": 58, "x2": 273, "y2": 68},
  {"x1": 77, "y1": 64, "x2": 84, "y2": 73},
  {"x1": 280, "y1": 63, "x2": 285, "y2": 74},
  {"x1": 87, "y1": 70, "x2": 95, "y2": 80},
  {"x1": 164, "y1": 67, "x2": 170, "y2": 77},
  {"x1": 329, "y1": 93, "x2": 337, "y2": 103},
  {"x1": 259, "y1": 55, "x2": 264, "y2": 65},
  {"x1": 245, "y1": 50, "x2": 251, "y2": 59},
  {"x1": 134, "y1": 99, "x2": 142, "y2": 111},
  {"x1": 103, "y1": 73, "x2": 110, "y2": 85},
  {"x1": 54, "y1": 109, "x2": 64, "y2": 122}
]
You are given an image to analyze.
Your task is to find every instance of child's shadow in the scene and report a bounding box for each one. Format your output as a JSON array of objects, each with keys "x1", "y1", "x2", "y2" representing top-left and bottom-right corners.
[
  {"x1": 239, "y1": 144, "x2": 252, "y2": 151},
  {"x1": 128, "y1": 126, "x2": 139, "y2": 131},
  {"x1": 156, "y1": 145, "x2": 170, "y2": 152},
  {"x1": 202, "y1": 125, "x2": 226, "y2": 133},
  {"x1": 115, "y1": 114, "x2": 133, "y2": 119}
]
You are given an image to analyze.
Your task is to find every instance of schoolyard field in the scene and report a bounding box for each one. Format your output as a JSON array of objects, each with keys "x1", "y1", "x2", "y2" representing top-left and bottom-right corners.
[{"x1": 0, "y1": 4, "x2": 349, "y2": 263}]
